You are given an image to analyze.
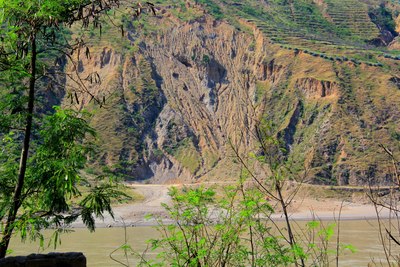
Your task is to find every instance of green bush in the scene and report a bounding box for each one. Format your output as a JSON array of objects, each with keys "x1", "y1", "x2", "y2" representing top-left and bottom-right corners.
[
  {"x1": 202, "y1": 54, "x2": 210, "y2": 65},
  {"x1": 121, "y1": 184, "x2": 355, "y2": 266},
  {"x1": 136, "y1": 186, "x2": 296, "y2": 266}
]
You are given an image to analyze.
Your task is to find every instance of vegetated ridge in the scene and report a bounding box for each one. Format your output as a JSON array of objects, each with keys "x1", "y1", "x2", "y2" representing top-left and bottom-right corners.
[{"x1": 55, "y1": 0, "x2": 400, "y2": 185}]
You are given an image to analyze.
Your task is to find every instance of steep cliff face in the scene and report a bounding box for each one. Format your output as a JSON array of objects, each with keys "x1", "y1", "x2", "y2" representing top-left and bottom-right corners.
[
  {"x1": 60, "y1": 3, "x2": 400, "y2": 185},
  {"x1": 294, "y1": 78, "x2": 338, "y2": 98}
]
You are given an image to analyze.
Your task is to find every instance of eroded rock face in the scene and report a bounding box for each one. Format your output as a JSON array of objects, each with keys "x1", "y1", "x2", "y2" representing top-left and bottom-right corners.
[
  {"x1": 0, "y1": 252, "x2": 86, "y2": 267},
  {"x1": 257, "y1": 59, "x2": 286, "y2": 83},
  {"x1": 295, "y1": 78, "x2": 338, "y2": 98},
  {"x1": 61, "y1": 8, "x2": 400, "y2": 185}
]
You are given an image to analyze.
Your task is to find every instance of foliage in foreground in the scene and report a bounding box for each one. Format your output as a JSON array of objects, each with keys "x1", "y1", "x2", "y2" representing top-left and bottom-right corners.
[
  {"x1": 112, "y1": 184, "x2": 355, "y2": 267},
  {"x1": 0, "y1": 0, "x2": 128, "y2": 257},
  {"x1": 0, "y1": 107, "x2": 129, "y2": 251}
]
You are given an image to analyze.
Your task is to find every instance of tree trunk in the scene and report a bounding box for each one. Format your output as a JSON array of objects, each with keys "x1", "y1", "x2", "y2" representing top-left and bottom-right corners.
[{"x1": 0, "y1": 34, "x2": 37, "y2": 259}]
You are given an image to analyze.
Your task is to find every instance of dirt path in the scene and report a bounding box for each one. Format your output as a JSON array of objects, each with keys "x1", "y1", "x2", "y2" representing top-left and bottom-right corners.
[{"x1": 128, "y1": 184, "x2": 172, "y2": 206}]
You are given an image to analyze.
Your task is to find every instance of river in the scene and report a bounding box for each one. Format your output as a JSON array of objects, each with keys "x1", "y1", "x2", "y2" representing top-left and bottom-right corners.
[{"x1": 8, "y1": 219, "x2": 395, "y2": 266}]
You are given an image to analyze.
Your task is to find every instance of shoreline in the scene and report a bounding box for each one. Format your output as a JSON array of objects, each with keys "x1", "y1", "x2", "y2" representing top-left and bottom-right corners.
[
  {"x1": 71, "y1": 203, "x2": 386, "y2": 228},
  {"x1": 70, "y1": 212, "x2": 384, "y2": 229},
  {"x1": 71, "y1": 182, "x2": 390, "y2": 228}
]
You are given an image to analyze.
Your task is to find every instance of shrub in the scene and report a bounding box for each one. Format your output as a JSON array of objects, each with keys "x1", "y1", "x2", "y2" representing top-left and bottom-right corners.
[{"x1": 126, "y1": 184, "x2": 355, "y2": 267}]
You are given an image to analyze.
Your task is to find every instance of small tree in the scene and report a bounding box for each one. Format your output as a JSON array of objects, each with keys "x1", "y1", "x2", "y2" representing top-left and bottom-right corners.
[
  {"x1": 131, "y1": 184, "x2": 296, "y2": 267},
  {"x1": 120, "y1": 183, "x2": 351, "y2": 267},
  {"x1": 0, "y1": 0, "x2": 132, "y2": 257},
  {"x1": 230, "y1": 117, "x2": 308, "y2": 266}
]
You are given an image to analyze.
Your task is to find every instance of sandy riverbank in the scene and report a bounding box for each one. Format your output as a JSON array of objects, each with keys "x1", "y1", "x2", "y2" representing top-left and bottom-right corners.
[{"x1": 72, "y1": 182, "x2": 389, "y2": 228}]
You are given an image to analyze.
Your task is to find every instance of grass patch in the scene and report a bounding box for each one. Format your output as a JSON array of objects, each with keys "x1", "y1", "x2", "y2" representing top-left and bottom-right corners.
[
  {"x1": 295, "y1": 183, "x2": 354, "y2": 201},
  {"x1": 173, "y1": 139, "x2": 202, "y2": 175}
]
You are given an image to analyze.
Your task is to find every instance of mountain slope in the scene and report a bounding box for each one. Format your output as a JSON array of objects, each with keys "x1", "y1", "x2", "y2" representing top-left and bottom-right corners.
[{"x1": 59, "y1": 0, "x2": 400, "y2": 185}]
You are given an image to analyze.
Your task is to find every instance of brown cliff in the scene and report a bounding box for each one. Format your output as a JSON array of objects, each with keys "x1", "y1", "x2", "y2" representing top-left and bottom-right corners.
[{"x1": 60, "y1": 6, "x2": 400, "y2": 186}]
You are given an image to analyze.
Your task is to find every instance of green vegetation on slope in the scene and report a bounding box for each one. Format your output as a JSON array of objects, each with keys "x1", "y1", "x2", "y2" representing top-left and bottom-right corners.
[{"x1": 55, "y1": 0, "x2": 400, "y2": 184}]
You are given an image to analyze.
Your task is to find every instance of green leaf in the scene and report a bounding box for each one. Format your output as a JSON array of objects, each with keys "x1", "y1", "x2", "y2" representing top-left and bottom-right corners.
[
  {"x1": 342, "y1": 243, "x2": 357, "y2": 253},
  {"x1": 306, "y1": 220, "x2": 320, "y2": 230}
]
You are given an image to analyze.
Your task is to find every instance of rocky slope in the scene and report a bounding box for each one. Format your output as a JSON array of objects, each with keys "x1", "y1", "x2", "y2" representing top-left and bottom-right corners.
[{"x1": 59, "y1": 0, "x2": 400, "y2": 185}]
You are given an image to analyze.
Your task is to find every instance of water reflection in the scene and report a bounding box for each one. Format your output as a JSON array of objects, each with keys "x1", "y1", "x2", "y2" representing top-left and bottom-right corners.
[{"x1": 9, "y1": 220, "x2": 392, "y2": 266}]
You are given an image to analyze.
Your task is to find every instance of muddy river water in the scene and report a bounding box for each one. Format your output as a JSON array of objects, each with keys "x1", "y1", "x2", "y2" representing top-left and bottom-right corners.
[{"x1": 8, "y1": 219, "x2": 397, "y2": 266}]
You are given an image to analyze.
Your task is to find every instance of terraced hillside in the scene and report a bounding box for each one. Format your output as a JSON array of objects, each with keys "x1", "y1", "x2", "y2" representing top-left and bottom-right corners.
[
  {"x1": 218, "y1": 0, "x2": 400, "y2": 68},
  {"x1": 55, "y1": 0, "x2": 400, "y2": 185},
  {"x1": 226, "y1": 0, "x2": 395, "y2": 45}
]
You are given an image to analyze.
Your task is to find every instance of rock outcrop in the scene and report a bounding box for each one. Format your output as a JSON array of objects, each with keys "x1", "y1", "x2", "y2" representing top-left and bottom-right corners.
[
  {"x1": 0, "y1": 252, "x2": 86, "y2": 267},
  {"x1": 295, "y1": 78, "x2": 338, "y2": 98}
]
